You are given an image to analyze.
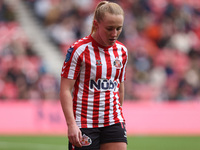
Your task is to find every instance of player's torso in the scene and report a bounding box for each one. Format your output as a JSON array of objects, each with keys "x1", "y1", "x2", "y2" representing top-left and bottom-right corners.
[
  {"x1": 78, "y1": 43, "x2": 124, "y2": 95},
  {"x1": 71, "y1": 37, "x2": 127, "y2": 128}
]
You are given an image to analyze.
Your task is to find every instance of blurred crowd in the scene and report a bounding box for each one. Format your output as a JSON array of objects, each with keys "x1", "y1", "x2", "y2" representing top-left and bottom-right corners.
[
  {"x1": 0, "y1": 1, "x2": 59, "y2": 100},
  {"x1": 1, "y1": 0, "x2": 200, "y2": 101}
]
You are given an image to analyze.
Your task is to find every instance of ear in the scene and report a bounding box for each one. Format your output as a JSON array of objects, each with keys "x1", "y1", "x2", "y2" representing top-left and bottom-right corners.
[{"x1": 93, "y1": 20, "x2": 99, "y2": 29}]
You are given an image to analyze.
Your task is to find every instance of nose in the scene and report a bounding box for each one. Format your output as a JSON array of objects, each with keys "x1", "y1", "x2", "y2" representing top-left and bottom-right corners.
[{"x1": 111, "y1": 29, "x2": 118, "y2": 37}]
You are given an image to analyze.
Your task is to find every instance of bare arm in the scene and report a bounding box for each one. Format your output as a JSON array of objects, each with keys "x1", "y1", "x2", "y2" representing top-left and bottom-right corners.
[
  {"x1": 119, "y1": 82, "x2": 125, "y2": 106},
  {"x1": 60, "y1": 77, "x2": 82, "y2": 147}
]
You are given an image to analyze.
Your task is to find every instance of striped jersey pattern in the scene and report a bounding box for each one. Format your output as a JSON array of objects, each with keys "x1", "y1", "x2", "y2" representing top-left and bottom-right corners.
[{"x1": 61, "y1": 35, "x2": 128, "y2": 128}]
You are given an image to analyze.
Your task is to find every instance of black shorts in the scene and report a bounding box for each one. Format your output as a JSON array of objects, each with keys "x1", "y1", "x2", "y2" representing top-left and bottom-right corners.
[{"x1": 68, "y1": 122, "x2": 127, "y2": 150}]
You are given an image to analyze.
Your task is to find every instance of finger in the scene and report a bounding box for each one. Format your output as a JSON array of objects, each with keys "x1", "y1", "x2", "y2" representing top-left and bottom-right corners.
[
  {"x1": 69, "y1": 135, "x2": 82, "y2": 148},
  {"x1": 76, "y1": 136, "x2": 82, "y2": 148},
  {"x1": 68, "y1": 135, "x2": 76, "y2": 145},
  {"x1": 79, "y1": 130, "x2": 82, "y2": 142},
  {"x1": 68, "y1": 136, "x2": 74, "y2": 145}
]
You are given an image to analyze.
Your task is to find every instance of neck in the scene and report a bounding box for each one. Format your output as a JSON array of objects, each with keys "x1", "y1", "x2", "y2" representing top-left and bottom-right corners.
[
  {"x1": 91, "y1": 31, "x2": 106, "y2": 47},
  {"x1": 91, "y1": 32, "x2": 97, "y2": 42}
]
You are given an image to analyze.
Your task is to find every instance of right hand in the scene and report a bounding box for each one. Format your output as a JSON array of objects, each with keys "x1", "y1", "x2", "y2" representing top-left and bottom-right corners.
[{"x1": 68, "y1": 124, "x2": 82, "y2": 148}]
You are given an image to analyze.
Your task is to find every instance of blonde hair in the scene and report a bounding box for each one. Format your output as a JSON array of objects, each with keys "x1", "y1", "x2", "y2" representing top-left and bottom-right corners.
[{"x1": 91, "y1": 1, "x2": 124, "y2": 34}]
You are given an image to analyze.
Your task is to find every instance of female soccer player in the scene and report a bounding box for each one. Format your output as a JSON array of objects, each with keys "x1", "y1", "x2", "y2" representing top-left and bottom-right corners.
[{"x1": 60, "y1": 1, "x2": 128, "y2": 150}]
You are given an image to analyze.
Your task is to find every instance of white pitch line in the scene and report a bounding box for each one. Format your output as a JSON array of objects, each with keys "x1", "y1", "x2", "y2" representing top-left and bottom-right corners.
[
  {"x1": 0, "y1": 141, "x2": 133, "y2": 150},
  {"x1": 0, "y1": 141, "x2": 67, "y2": 150}
]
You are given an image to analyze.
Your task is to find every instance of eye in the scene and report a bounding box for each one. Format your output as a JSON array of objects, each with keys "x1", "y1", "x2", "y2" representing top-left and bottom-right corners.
[
  {"x1": 106, "y1": 27, "x2": 113, "y2": 31},
  {"x1": 106, "y1": 27, "x2": 122, "y2": 31},
  {"x1": 116, "y1": 27, "x2": 122, "y2": 31}
]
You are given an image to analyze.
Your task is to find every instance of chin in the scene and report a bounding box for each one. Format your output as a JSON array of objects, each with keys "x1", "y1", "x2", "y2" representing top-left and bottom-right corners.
[{"x1": 109, "y1": 42, "x2": 115, "y2": 46}]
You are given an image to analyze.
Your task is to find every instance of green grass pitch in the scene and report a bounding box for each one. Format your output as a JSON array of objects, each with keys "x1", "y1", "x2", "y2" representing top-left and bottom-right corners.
[{"x1": 0, "y1": 135, "x2": 200, "y2": 150}]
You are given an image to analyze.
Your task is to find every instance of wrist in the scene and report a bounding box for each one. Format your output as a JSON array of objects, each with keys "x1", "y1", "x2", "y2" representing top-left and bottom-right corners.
[{"x1": 67, "y1": 121, "x2": 77, "y2": 127}]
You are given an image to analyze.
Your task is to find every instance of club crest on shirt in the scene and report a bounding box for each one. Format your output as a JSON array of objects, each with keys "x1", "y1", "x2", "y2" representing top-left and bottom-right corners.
[
  {"x1": 81, "y1": 134, "x2": 92, "y2": 146},
  {"x1": 65, "y1": 47, "x2": 74, "y2": 62},
  {"x1": 96, "y1": 60, "x2": 102, "y2": 66},
  {"x1": 113, "y1": 57, "x2": 123, "y2": 69}
]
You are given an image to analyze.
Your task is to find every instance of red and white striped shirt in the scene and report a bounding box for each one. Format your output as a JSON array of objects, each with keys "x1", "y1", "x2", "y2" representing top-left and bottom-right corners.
[{"x1": 61, "y1": 35, "x2": 128, "y2": 128}]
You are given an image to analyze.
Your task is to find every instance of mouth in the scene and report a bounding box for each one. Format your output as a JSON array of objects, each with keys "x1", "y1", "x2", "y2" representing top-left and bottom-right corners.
[{"x1": 109, "y1": 39, "x2": 116, "y2": 43}]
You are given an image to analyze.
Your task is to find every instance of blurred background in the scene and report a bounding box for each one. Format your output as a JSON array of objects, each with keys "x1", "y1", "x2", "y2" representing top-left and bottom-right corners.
[
  {"x1": 1, "y1": 0, "x2": 200, "y2": 101},
  {"x1": 0, "y1": 0, "x2": 200, "y2": 149}
]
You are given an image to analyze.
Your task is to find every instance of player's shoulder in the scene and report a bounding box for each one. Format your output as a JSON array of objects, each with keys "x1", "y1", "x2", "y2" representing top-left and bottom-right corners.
[
  {"x1": 65, "y1": 36, "x2": 91, "y2": 57},
  {"x1": 71, "y1": 36, "x2": 91, "y2": 50}
]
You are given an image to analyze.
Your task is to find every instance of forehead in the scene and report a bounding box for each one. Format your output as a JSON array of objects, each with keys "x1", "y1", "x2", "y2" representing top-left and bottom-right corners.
[{"x1": 101, "y1": 12, "x2": 124, "y2": 26}]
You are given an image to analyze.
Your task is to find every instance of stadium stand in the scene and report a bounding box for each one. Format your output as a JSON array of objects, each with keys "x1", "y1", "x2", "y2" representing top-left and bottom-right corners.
[
  {"x1": 0, "y1": 0, "x2": 60, "y2": 100},
  {"x1": 1, "y1": 0, "x2": 200, "y2": 101}
]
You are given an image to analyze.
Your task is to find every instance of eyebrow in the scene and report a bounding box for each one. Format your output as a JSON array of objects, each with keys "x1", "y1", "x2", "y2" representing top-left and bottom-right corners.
[{"x1": 107, "y1": 25, "x2": 123, "y2": 28}]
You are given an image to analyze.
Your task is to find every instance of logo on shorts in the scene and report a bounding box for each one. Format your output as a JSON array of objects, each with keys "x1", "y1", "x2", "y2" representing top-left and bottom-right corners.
[
  {"x1": 124, "y1": 131, "x2": 127, "y2": 138},
  {"x1": 81, "y1": 134, "x2": 92, "y2": 146}
]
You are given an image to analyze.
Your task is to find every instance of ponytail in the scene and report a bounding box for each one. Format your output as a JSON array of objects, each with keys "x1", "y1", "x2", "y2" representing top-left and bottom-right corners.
[{"x1": 91, "y1": 1, "x2": 124, "y2": 34}]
